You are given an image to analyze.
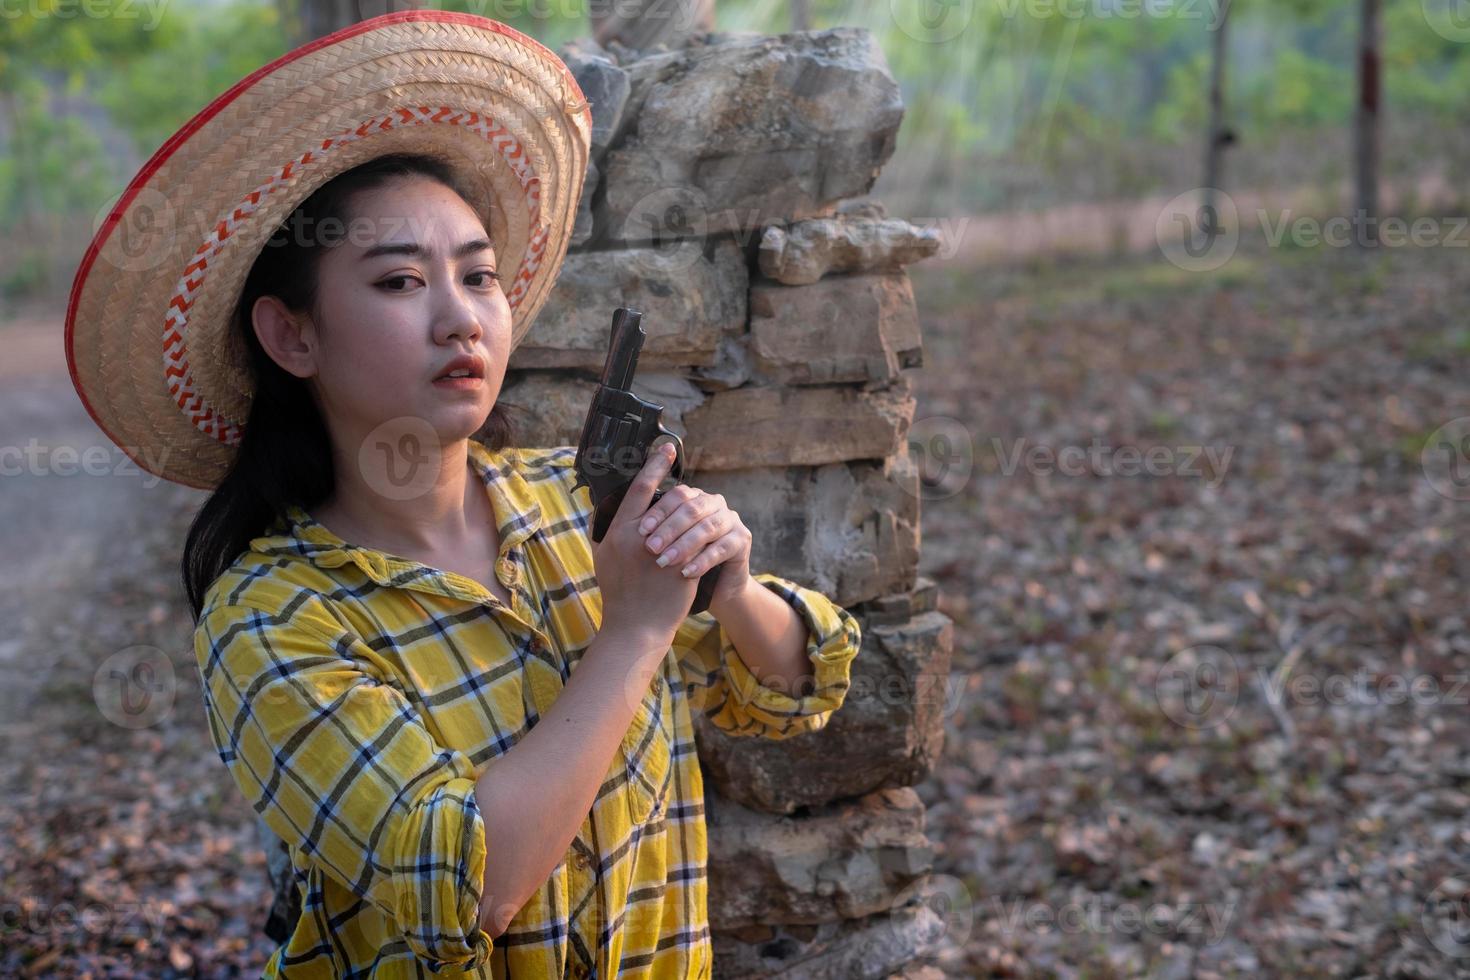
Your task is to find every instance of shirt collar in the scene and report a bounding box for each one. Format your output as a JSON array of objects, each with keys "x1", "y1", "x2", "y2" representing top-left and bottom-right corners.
[{"x1": 250, "y1": 440, "x2": 544, "y2": 590}]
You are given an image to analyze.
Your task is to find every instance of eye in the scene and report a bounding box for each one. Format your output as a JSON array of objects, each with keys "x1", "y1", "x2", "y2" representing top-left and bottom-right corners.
[
  {"x1": 466, "y1": 270, "x2": 501, "y2": 288},
  {"x1": 377, "y1": 274, "x2": 422, "y2": 292}
]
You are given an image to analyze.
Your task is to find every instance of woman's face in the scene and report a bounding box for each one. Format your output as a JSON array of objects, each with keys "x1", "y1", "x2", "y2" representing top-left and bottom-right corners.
[{"x1": 291, "y1": 174, "x2": 512, "y2": 460}]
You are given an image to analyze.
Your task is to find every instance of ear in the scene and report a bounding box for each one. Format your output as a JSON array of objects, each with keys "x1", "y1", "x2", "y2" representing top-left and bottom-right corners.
[{"x1": 252, "y1": 295, "x2": 319, "y2": 379}]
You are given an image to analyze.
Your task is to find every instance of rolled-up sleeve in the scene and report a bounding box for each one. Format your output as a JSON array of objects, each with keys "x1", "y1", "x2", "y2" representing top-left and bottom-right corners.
[
  {"x1": 194, "y1": 599, "x2": 492, "y2": 972},
  {"x1": 672, "y1": 572, "x2": 862, "y2": 740}
]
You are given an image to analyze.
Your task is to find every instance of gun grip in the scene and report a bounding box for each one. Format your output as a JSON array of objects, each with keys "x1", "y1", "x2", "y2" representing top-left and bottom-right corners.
[{"x1": 591, "y1": 486, "x2": 722, "y2": 618}]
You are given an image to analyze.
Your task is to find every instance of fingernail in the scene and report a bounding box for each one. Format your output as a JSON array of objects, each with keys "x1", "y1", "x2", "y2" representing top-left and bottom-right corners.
[
  {"x1": 656, "y1": 551, "x2": 673, "y2": 567},
  {"x1": 648, "y1": 536, "x2": 662, "y2": 550},
  {"x1": 640, "y1": 518, "x2": 656, "y2": 533},
  {"x1": 681, "y1": 564, "x2": 697, "y2": 577}
]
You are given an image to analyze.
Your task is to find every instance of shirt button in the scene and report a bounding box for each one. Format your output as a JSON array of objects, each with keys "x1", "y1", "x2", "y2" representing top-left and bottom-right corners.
[
  {"x1": 496, "y1": 557, "x2": 518, "y2": 584},
  {"x1": 573, "y1": 852, "x2": 590, "y2": 871}
]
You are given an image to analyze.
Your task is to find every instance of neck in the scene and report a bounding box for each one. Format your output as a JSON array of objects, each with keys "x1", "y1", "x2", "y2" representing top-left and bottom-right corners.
[{"x1": 314, "y1": 432, "x2": 487, "y2": 556}]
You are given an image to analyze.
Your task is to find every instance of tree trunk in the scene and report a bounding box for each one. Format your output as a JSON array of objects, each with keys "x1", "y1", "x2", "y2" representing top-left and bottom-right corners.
[
  {"x1": 1200, "y1": 0, "x2": 1232, "y2": 236},
  {"x1": 2, "y1": 91, "x2": 48, "y2": 294},
  {"x1": 1355, "y1": 0, "x2": 1381, "y2": 248},
  {"x1": 279, "y1": 0, "x2": 373, "y2": 46},
  {"x1": 792, "y1": 0, "x2": 811, "y2": 32}
]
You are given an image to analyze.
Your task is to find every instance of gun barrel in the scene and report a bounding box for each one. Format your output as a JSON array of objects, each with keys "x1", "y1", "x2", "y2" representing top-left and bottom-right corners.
[{"x1": 602, "y1": 307, "x2": 645, "y2": 390}]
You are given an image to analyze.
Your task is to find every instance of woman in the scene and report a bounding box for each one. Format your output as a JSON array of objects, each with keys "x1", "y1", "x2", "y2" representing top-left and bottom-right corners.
[{"x1": 67, "y1": 12, "x2": 861, "y2": 980}]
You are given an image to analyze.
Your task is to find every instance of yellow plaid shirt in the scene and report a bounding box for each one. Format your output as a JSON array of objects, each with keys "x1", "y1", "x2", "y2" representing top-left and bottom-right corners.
[{"x1": 193, "y1": 440, "x2": 862, "y2": 979}]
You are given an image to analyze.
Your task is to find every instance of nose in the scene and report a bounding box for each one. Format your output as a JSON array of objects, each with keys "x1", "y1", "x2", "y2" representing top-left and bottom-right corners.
[{"x1": 431, "y1": 278, "x2": 485, "y2": 348}]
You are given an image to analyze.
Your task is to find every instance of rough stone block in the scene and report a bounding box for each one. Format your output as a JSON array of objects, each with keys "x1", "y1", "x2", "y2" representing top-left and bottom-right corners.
[
  {"x1": 682, "y1": 375, "x2": 915, "y2": 471},
  {"x1": 707, "y1": 786, "x2": 933, "y2": 928},
  {"x1": 601, "y1": 29, "x2": 903, "y2": 238},
  {"x1": 511, "y1": 240, "x2": 747, "y2": 371},
  {"x1": 689, "y1": 334, "x2": 754, "y2": 391},
  {"x1": 758, "y1": 216, "x2": 942, "y2": 284},
  {"x1": 497, "y1": 370, "x2": 709, "y2": 449},
  {"x1": 559, "y1": 40, "x2": 630, "y2": 247},
  {"x1": 748, "y1": 273, "x2": 923, "y2": 385},
  {"x1": 695, "y1": 608, "x2": 954, "y2": 813},
  {"x1": 711, "y1": 899, "x2": 945, "y2": 980},
  {"x1": 496, "y1": 372, "x2": 600, "y2": 448},
  {"x1": 852, "y1": 577, "x2": 939, "y2": 628},
  {"x1": 558, "y1": 39, "x2": 631, "y2": 159},
  {"x1": 688, "y1": 451, "x2": 920, "y2": 608}
]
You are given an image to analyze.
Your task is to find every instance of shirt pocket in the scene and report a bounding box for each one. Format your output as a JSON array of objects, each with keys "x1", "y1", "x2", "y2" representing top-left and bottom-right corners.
[{"x1": 620, "y1": 669, "x2": 673, "y2": 827}]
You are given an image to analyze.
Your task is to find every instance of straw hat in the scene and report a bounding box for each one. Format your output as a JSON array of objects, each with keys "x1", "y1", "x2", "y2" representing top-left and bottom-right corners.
[{"x1": 65, "y1": 10, "x2": 592, "y2": 491}]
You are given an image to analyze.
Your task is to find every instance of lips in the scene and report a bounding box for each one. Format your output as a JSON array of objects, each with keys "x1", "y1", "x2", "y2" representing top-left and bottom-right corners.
[{"x1": 433, "y1": 353, "x2": 486, "y2": 382}]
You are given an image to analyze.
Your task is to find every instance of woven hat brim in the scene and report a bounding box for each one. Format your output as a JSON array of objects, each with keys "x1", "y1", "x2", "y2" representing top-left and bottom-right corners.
[{"x1": 66, "y1": 11, "x2": 591, "y2": 491}]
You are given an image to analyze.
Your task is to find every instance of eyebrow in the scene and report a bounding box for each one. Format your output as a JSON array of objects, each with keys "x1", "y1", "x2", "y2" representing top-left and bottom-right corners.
[{"x1": 360, "y1": 238, "x2": 494, "y2": 261}]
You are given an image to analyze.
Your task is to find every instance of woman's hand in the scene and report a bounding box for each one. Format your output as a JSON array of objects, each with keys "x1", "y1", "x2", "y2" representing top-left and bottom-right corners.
[
  {"x1": 634, "y1": 473, "x2": 753, "y2": 615},
  {"x1": 592, "y1": 443, "x2": 709, "y2": 647}
]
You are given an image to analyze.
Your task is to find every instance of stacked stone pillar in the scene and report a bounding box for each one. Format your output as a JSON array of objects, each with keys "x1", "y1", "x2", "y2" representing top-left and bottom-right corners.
[{"x1": 502, "y1": 27, "x2": 955, "y2": 978}]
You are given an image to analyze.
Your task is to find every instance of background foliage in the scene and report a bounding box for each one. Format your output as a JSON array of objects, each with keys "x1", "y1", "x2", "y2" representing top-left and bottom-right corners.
[{"x1": 4, "y1": 0, "x2": 1467, "y2": 302}]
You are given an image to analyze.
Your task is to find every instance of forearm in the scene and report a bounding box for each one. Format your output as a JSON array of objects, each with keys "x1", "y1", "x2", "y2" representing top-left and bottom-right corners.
[
  {"x1": 472, "y1": 621, "x2": 669, "y2": 936},
  {"x1": 708, "y1": 575, "x2": 811, "y2": 694}
]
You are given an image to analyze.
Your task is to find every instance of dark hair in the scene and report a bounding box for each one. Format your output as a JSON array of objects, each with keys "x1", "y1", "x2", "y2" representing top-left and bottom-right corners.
[{"x1": 181, "y1": 152, "x2": 515, "y2": 621}]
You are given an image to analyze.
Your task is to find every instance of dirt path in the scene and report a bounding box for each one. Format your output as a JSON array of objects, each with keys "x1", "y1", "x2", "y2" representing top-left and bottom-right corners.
[
  {"x1": 0, "y1": 315, "x2": 276, "y2": 976},
  {"x1": 0, "y1": 317, "x2": 201, "y2": 694}
]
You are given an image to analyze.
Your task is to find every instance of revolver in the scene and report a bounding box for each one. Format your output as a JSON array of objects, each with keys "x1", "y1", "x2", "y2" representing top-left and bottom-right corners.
[{"x1": 571, "y1": 307, "x2": 722, "y2": 617}]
